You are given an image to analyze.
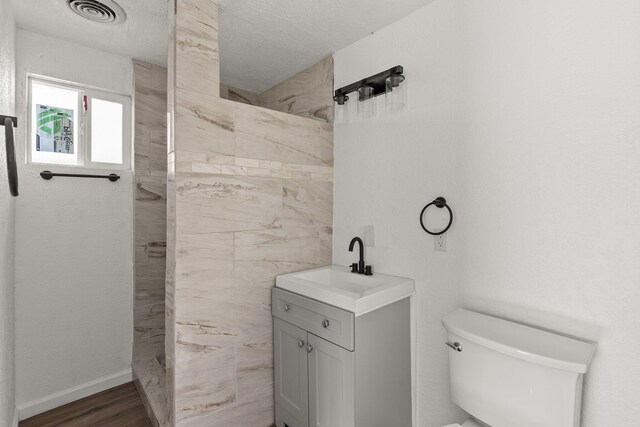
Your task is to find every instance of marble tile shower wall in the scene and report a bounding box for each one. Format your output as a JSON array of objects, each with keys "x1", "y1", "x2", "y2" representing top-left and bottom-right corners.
[
  {"x1": 220, "y1": 84, "x2": 259, "y2": 106},
  {"x1": 167, "y1": 1, "x2": 333, "y2": 426},
  {"x1": 258, "y1": 56, "x2": 334, "y2": 124},
  {"x1": 221, "y1": 55, "x2": 334, "y2": 125},
  {"x1": 133, "y1": 59, "x2": 170, "y2": 427}
]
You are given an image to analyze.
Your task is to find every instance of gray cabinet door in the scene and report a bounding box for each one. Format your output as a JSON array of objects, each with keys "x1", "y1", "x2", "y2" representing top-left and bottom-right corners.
[
  {"x1": 307, "y1": 333, "x2": 355, "y2": 427},
  {"x1": 274, "y1": 318, "x2": 309, "y2": 427}
]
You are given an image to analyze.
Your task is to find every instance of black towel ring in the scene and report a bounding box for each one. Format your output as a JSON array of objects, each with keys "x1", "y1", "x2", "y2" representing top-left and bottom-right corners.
[{"x1": 419, "y1": 197, "x2": 453, "y2": 236}]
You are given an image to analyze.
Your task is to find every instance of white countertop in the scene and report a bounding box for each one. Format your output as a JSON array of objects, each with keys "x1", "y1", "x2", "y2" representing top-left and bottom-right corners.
[{"x1": 276, "y1": 265, "x2": 414, "y2": 316}]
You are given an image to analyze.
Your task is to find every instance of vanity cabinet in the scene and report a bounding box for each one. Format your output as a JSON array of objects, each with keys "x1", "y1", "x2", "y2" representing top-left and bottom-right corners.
[
  {"x1": 272, "y1": 288, "x2": 411, "y2": 427},
  {"x1": 274, "y1": 317, "x2": 355, "y2": 427}
]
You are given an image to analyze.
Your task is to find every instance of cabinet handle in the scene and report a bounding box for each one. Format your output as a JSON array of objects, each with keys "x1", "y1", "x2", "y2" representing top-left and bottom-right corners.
[
  {"x1": 306, "y1": 344, "x2": 313, "y2": 353},
  {"x1": 321, "y1": 319, "x2": 330, "y2": 328},
  {"x1": 297, "y1": 340, "x2": 305, "y2": 348},
  {"x1": 283, "y1": 304, "x2": 291, "y2": 312}
]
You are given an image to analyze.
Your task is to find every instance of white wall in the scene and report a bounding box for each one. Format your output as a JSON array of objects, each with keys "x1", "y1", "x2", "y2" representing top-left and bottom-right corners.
[
  {"x1": 0, "y1": 0, "x2": 17, "y2": 425},
  {"x1": 333, "y1": 1, "x2": 466, "y2": 425},
  {"x1": 458, "y1": 1, "x2": 640, "y2": 425},
  {"x1": 14, "y1": 30, "x2": 134, "y2": 418},
  {"x1": 334, "y1": 0, "x2": 640, "y2": 426}
]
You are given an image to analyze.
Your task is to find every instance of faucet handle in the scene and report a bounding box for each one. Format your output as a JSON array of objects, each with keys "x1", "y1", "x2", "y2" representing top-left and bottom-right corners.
[
  {"x1": 364, "y1": 265, "x2": 373, "y2": 276},
  {"x1": 350, "y1": 263, "x2": 359, "y2": 273}
]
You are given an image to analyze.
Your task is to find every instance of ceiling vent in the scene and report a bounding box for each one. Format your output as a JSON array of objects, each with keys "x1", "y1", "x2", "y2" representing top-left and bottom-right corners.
[{"x1": 67, "y1": 0, "x2": 127, "y2": 24}]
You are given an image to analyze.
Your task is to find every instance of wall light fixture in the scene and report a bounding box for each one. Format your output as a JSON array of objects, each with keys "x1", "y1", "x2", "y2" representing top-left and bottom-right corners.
[{"x1": 333, "y1": 65, "x2": 405, "y2": 122}]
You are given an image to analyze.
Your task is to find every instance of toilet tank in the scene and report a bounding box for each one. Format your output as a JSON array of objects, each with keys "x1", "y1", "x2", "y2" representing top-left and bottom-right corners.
[{"x1": 442, "y1": 309, "x2": 596, "y2": 427}]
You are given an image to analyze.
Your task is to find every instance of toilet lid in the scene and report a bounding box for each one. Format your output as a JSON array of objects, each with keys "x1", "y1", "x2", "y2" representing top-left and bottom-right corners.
[{"x1": 441, "y1": 425, "x2": 463, "y2": 427}]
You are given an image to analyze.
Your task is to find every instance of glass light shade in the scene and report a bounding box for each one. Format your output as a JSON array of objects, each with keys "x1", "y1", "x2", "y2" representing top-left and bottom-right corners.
[
  {"x1": 358, "y1": 85, "x2": 377, "y2": 118},
  {"x1": 335, "y1": 102, "x2": 349, "y2": 124},
  {"x1": 334, "y1": 93, "x2": 350, "y2": 124},
  {"x1": 385, "y1": 74, "x2": 406, "y2": 111}
]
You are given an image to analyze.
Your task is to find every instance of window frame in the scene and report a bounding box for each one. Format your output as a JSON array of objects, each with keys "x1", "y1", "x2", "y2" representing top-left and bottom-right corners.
[{"x1": 27, "y1": 74, "x2": 132, "y2": 171}]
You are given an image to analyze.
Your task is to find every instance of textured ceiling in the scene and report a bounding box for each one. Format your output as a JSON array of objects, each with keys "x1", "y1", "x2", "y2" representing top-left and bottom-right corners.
[
  {"x1": 11, "y1": 0, "x2": 170, "y2": 66},
  {"x1": 11, "y1": 0, "x2": 434, "y2": 92},
  {"x1": 219, "y1": 0, "x2": 435, "y2": 92}
]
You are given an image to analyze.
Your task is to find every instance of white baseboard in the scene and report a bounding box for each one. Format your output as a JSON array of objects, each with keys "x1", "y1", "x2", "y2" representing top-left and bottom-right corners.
[
  {"x1": 18, "y1": 368, "x2": 132, "y2": 421},
  {"x1": 12, "y1": 408, "x2": 19, "y2": 427}
]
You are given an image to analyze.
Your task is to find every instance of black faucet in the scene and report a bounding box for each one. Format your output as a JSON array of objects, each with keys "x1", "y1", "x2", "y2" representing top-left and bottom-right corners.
[{"x1": 348, "y1": 237, "x2": 373, "y2": 275}]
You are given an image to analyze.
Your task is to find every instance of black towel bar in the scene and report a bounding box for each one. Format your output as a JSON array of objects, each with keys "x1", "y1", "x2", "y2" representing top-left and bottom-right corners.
[{"x1": 40, "y1": 171, "x2": 120, "y2": 182}]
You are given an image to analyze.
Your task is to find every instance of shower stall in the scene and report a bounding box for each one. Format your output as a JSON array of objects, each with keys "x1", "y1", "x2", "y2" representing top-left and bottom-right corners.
[{"x1": 132, "y1": 1, "x2": 334, "y2": 425}]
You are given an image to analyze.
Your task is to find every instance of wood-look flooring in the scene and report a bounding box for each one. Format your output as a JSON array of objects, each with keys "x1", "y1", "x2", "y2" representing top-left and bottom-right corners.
[{"x1": 20, "y1": 382, "x2": 153, "y2": 427}]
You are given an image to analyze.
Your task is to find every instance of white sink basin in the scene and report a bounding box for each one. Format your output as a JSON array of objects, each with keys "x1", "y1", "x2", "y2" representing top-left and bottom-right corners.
[{"x1": 276, "y1": 265, "x2": 414, "y2": 316}]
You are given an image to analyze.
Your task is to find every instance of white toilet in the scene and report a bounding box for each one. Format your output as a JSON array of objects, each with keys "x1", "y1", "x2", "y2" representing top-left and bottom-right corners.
[{"x1": 440, "y1": 309, "x2": 596, "y2": 427}]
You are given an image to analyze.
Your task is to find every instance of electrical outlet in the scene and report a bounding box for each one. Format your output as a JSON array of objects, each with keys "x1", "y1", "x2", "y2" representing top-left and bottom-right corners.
[{"x1": 434, "y1": 234, "x2": 447, "y2": 252}]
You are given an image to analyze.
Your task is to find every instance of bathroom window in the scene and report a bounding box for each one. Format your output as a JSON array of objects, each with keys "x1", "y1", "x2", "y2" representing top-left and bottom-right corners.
[{"x1": 28, "y1": 76, "x2": 131, "y2": 169}]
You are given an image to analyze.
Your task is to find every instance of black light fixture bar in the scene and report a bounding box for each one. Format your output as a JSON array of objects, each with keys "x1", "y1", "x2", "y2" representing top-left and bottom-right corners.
[{"x1": 333, "y1": 65, "x2": 404, "y2": 104}]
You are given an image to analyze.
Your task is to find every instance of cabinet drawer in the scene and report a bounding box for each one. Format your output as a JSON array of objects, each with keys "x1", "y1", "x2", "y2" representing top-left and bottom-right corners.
[{"x1": 272, "y1": 288, "x2": 355, "y2": 351}]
